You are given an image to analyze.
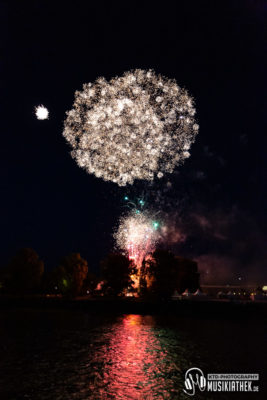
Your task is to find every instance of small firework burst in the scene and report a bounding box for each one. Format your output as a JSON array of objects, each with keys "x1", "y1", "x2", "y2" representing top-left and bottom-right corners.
[
  {"x1": 35, "y1": 105, "x2": 49, "y2": 120},
  {"x1": 114, "y1": 210, "x2": 161, "y2": 268}
]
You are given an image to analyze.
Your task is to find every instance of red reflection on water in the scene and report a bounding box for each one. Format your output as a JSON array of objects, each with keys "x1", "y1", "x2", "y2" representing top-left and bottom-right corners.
[{"x1": 91, "y1": 314, "x2": 173, "y2": 399}]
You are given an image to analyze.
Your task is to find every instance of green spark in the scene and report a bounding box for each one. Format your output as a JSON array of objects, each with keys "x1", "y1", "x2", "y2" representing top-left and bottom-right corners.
[{"x1": 153, "y1": 221, "x2": 159, "y2": 229}]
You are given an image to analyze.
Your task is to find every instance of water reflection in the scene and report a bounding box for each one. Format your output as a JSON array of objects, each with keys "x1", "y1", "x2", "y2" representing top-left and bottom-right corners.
[
  {"x1": 0, "y1": 311, "x2": 214, "y2": 399},
  {"x1": 88, "y1": 314, "x2": 184, "y2": 399},
  {"x1": 1, "y1": 309, "x2": 264, "y2": 399}
]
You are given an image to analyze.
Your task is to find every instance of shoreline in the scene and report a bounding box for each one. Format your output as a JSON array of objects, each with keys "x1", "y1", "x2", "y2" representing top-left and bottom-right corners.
[{"x1": 0, "y1": 295, "x2": 266, "y2": 318}]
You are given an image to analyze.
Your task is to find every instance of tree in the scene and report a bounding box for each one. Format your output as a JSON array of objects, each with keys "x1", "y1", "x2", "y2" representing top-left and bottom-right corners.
[
  {"x1": 82, "y1": 271, "x2": 97, "y2": 295},
  {"x1": 5, "y1": 248, "x2": 44, "y2": 293},
  {"x1": 141, "y1": 249, "x2": 200, "y2": 299},
  {"x1": 148, "y1": 249, "x2": 178, "y2": 300},
  {"x1": 100, "y1": 253, "x2": 136, "y2": 296},
  {"x1": 58, "y1": 253, "x2": 88, "y2": 296},
  {"x1": 139, "y1": 261, "x2": 148, "y2": 297},
  {"x1": 44, "y1": 265, "x2": 70, "y2": 294},
  {"x1": 174, "y1": 256, "x2": 199, "y2": 293}
]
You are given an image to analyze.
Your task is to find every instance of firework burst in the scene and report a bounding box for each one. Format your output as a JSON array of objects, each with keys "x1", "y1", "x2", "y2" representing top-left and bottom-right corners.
[
  {"x1": 63, "y1": 69, "x2": 198, "y2": 186},
  {"x1": 114, "y1": 210, "x2": 161, "y2": 268},
  {"x1": 35, "y1": 105, "x2": 49, "y2": 120}
]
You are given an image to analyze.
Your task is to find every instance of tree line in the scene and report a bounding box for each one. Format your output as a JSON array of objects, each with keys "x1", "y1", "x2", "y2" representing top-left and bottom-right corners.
[{"x1": 0, "y1": 248, "x2": 199, "y2": 299}]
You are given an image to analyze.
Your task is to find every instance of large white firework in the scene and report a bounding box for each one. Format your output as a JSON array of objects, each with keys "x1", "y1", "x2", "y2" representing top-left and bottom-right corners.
[
  {"x1": 114, "y1": 211, "x2": 161, "y2": 268},
  {"x1": 63, "y1": 69, "x2": 199, "y2": 186}
]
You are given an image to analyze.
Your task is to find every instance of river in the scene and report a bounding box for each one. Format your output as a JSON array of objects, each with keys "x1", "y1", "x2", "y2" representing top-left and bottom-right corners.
[{"x1": 0, "y1": 308, "x2": 265, "y2": 399}]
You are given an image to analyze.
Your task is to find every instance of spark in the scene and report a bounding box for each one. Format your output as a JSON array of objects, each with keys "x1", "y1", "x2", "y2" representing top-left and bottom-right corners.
[
  {"x1": 153, "y1": 221, "x2": 159, "y2": 229},
  {"x1": 35, "y1": 105, "x2": 49, "y2": 120},
  {"x1": 63, "y1": 69, "x2": 199, "y2": 186}
]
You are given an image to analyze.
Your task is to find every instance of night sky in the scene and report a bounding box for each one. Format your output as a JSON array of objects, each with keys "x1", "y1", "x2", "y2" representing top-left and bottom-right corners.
[{"x1": 1, "y1": 1, "x2": 266, "y2": 283}]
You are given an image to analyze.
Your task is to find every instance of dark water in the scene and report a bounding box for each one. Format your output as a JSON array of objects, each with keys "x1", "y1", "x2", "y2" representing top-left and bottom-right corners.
[{"x1": 0, "y1": 309, "x2": 265, "y2": 399}]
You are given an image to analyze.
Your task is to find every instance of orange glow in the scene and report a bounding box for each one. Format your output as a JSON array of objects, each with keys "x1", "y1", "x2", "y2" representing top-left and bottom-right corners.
[{"x1": 130, "y1": 273, "x2": 139, "y2": 289}]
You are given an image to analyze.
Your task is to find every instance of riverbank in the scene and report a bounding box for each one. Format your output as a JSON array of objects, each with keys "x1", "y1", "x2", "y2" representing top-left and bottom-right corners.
[{"x1": 0, "y1": 295, "x2": 266, "y2": 318}]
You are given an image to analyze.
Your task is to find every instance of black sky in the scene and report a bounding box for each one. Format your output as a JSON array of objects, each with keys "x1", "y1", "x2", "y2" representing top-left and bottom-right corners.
[{"x1": 1, "y1": 1, "x2": 266, "y2": 282}]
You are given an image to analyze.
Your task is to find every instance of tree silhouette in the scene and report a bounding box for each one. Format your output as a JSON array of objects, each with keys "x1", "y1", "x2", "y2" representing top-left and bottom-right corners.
[
  {"x1": 174, "y1": 256, "x2": 199, "y2": 293},
  {"x1": 58, "y1": 253, "x2": 88, "y2": 296},
  {"x1": 101, "y1": 253, "x2": 136, "y2": 296},
  {"x1": 5, "y1": 248, "x2": 44, "y2": 293},
  {"x1": 142, "y1": 249, "x2": 200, "y2": 299},
  {"x1": 82, "y1": 271, "x2": 97, "y2": 295},
  {"x1": 44, "y1": 265, "x2": 70, "y2": 294},
  {"x1": 148, "y1": 249, "x2": 178, "y2": 299}
]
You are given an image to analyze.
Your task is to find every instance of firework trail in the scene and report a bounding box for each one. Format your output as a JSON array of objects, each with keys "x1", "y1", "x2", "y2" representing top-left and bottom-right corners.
[{"x1": 63, "y1": 69, "x2": 198, "y2": 186}]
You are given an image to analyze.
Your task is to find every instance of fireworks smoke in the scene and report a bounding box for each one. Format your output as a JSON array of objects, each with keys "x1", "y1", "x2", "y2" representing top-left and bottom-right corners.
[
  {"x1": 35, "y1": 105, "x2": 49, "y2": 120},
  {"x1": 63, "y1": 69, "x2": 198, "y2": 186},
  {"x1": 114, "y1": 210, "x2": 161, "y2": 268}
]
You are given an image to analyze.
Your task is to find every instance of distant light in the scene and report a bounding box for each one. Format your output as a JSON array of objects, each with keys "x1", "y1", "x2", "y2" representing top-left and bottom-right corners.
[
  {"x1": 54, "y1": 286, "x2": 58, "y2": 290},
  {"x1": 262, "y1": 285, "x2": 267, "y2": 292},
  {"x1": 86, "y1": 290, "x2": 90, "y2": 294},
  {"x1": 62, "y1": 278, "x2": 68, "y2": 287},
  {"x1": 35, "y1": 105, "x2": 49, "y2": 120},
  {"x1": 238, "y1": 277, "x2": 242, "y2": 281},
  {"x1": 124, "y1": 196, "x2": 129, "y2": 201},
  {"x1": 139, "y1": 200, "x2": 145, "y2": 206}
]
